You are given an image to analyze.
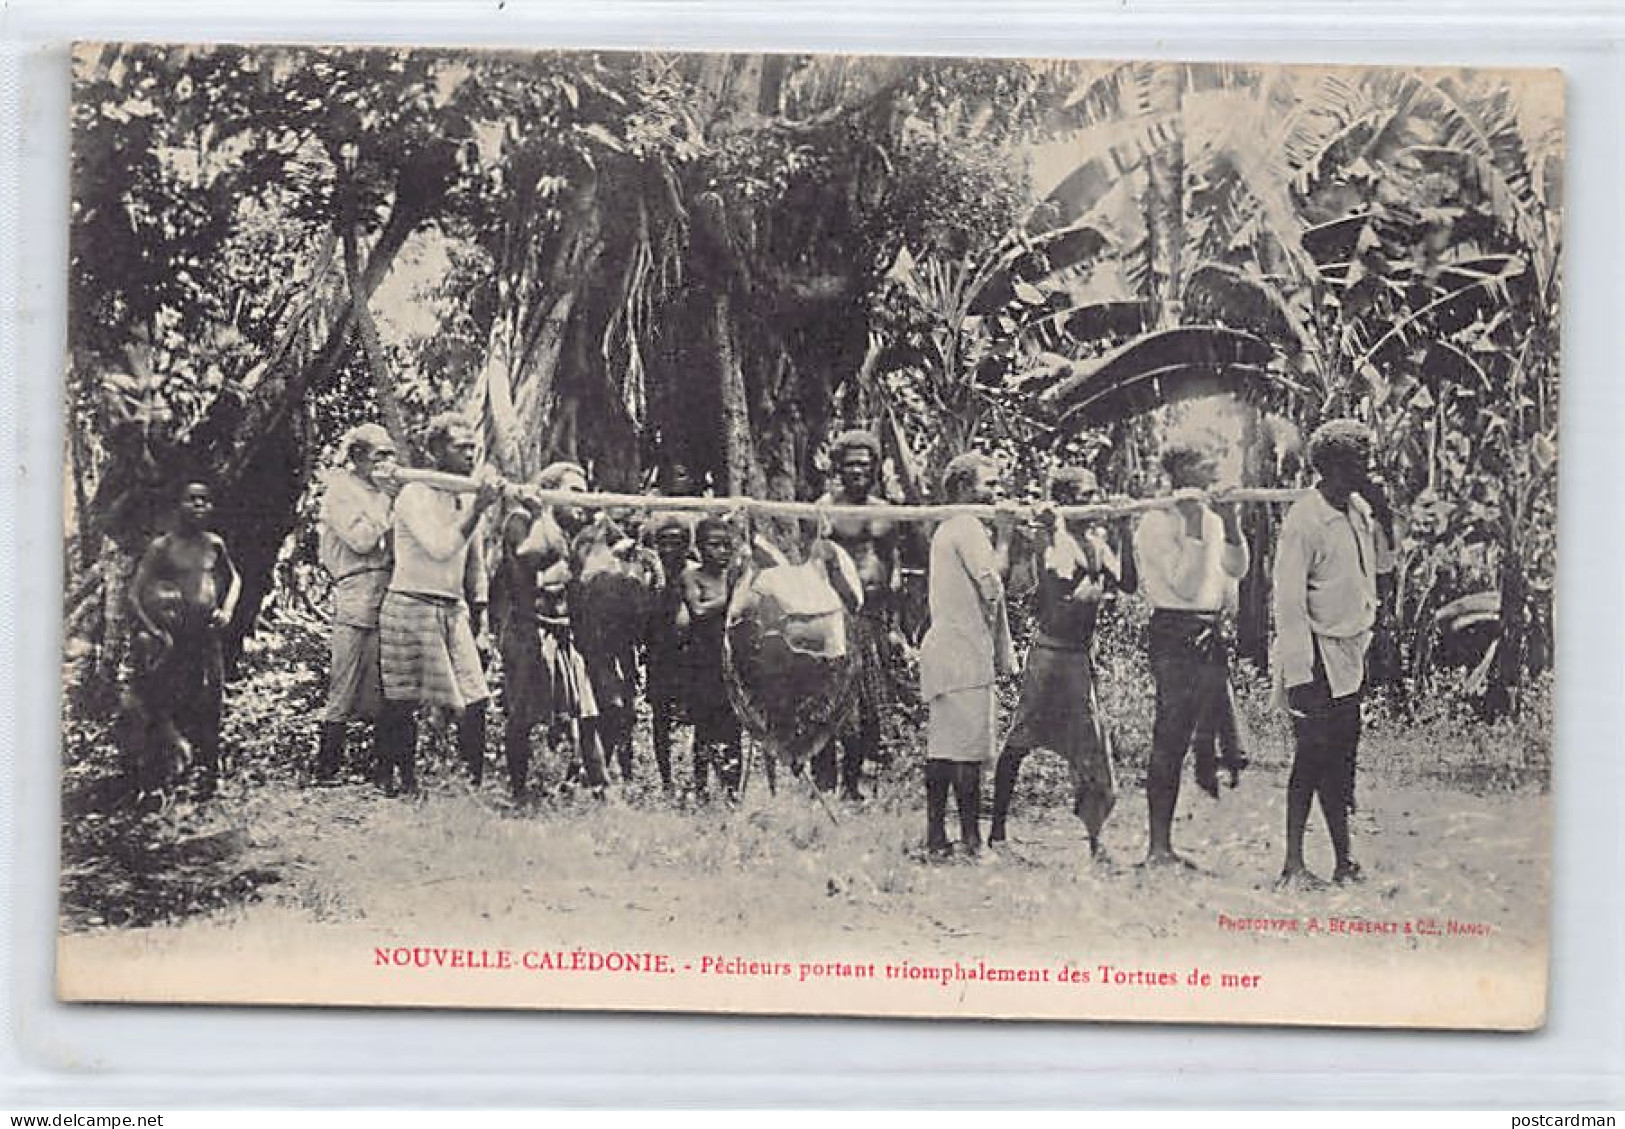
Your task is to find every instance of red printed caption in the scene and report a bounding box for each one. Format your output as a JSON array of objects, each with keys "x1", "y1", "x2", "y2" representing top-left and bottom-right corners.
[{"x1": 373, "y1": 947, "x2": 1262, "y2": 990}]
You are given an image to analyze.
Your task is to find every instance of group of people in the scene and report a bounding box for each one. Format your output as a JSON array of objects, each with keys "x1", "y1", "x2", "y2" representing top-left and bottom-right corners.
[
  {"x1": 916, "y1": 419, "x2": 1394, "y2": 886},
  {"x1": 312, "y1": 415, "x2": 774, "y2": 805},
  {"x1": 123, "y1": 410, "x2": 1393, "y2": 888}
]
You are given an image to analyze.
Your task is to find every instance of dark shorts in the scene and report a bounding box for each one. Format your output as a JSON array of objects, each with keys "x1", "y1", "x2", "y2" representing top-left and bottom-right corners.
[
  {"x1": 1147, "y1": 610, "x2": 1230, "y2": 768},
  {"x1": 1289, "y1": 651, "x2": 1363, "y2": 810}
]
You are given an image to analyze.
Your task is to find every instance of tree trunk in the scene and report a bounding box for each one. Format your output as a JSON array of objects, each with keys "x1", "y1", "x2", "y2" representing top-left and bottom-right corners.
[
  {"x1": 1145, "y1": 64, "x2": 1187, "y2": 329},
  {"x1": 712, "y1": 289, "x2": 765, "y2": 497},
  {"x1": 1234, "y1": 402, "x2": 1274, "y2": 670},
  {"x1": 227, "y1": 184, "x2": 422, "y2": 483},
  {"x1": 68, "y1": 411, "x2": 96, "y2": 571},
  {"x1": 343, "y1": 221, "x2": 411, "y2": 454},
  {"x1": 502, "y1": 181, "x2": 604, "y2": 479},
  {"x1": 1485, "y1": 530, "x2": 1529, "y2": 720}
]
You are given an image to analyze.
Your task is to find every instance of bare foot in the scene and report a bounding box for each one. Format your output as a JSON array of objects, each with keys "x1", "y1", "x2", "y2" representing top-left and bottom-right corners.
[
  {"x1": 1332, "y1": 861, "x2": 1366, "y2": 885},
  {"x1": 1224, "y1": 756, "x2": 1249, "y2": 789},
  {"x1": 1275, "y1": 866, "x2": 1328, "y2": 892},
  {"x1": 1140, "y1": 849, "x2": 1200, "y2": 871}
]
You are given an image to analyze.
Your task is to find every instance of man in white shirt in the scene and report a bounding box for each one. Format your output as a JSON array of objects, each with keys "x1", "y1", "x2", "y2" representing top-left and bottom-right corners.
[
  {"x1": 917, "y1": 452, "x2": 1017, "y2": 858},
  {"x1": 314, "y1": 423, "x2": 400, "y2": 784},
  {"x1": 375, "y1": 415, "x2": 499, "y2": 795},
  {"x1": 1133, "y1": 438, "x2": 1249, "y2": 867},
  {"x1": 1273, "y1": 419, "x2": 1396, "y2": 888}
]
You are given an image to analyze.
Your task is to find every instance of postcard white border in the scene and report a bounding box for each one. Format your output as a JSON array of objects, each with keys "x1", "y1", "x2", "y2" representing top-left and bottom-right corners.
[{"x1": 4, "y1": 0, "x2": 1623, "y2": 1109}]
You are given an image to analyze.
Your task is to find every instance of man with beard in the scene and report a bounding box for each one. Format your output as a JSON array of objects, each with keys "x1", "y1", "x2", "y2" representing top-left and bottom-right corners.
[{"x1": 813, "y1": 429, "x2": 902, "y2": 800}]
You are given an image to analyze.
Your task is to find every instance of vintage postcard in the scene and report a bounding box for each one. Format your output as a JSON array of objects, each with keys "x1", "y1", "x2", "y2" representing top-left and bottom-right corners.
[{"x1": 56, "y1": 44, "x2": 1560, "y2": 1028}]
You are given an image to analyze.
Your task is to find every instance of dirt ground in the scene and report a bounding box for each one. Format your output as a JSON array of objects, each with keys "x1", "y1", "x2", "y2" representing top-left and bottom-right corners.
[
  {"x1": 58, "y1": 739, "x2": 1551, "y2": 978},
  {"x1": 57, "y1": 621, "x2": 1553, "y2": 1025}
]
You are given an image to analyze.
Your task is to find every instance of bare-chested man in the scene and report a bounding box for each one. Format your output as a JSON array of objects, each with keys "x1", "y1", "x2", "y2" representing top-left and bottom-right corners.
[
  {"x1": 813, "y1": 429, "x2": 901, "y2": 800},
  {"x1": 128, "y1": 478, "x2": 242, "y2": 800}
]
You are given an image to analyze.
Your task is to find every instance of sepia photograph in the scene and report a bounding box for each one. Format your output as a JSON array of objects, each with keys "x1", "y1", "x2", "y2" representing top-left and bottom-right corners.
[{"x1": 55, "y1": 43, "x2": 1562, "y2": 1028}]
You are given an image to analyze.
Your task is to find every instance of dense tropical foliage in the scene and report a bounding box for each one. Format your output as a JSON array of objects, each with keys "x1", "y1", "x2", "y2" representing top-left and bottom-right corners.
[{"x1": 64, "y1": 47, "x2": 1560, "y2": 725}]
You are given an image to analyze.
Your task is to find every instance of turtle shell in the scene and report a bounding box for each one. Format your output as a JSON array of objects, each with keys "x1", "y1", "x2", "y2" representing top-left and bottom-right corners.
[{"x1": 724, "y1": 540, "x2": 864, "y2": 772}]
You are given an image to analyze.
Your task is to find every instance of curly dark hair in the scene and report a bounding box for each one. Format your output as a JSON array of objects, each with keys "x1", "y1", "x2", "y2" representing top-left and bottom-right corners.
[
  {"x1": 420, "y1": 412, "x2": 471, "y2": 454},
  {"x1": 1048, "y1": 465, "x2": 1100, "y2": 504},
  {"x1": 1307, "y1": 419, "x2": 1376, "y2": 475},
  {"x1": 830, "y1": 428, "x2": 882, "y2": 463}
]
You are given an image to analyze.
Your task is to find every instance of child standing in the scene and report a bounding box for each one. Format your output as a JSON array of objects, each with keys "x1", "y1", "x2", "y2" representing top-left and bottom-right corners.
[
  {"x1": 645, "y1": 514, "x2": 694, "y2": 793},
  {"x1": 682, "y1": 516, "x2": 744, "y2": 800}
]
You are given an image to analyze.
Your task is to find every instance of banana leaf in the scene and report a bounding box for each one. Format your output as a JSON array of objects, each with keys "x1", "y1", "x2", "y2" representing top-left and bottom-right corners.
[
  {"x1": 1042, "y1": 325, "x2": 1290, "y2": 430},
  {"x1": 967, "y1": 224, "x2": 1113, "y2": 315}
]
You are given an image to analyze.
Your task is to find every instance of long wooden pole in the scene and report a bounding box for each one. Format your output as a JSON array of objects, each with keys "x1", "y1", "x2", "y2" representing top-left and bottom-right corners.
[{"x1": 392, "y1": 467, "x2": 1306, "y2": 523}]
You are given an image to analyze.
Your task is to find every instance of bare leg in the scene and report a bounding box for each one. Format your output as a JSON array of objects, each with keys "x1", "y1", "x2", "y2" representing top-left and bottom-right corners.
[
  {"x1": 952, "y1": 763, "x2": 982, "y2": 853},
  {"x1": 719, "y1": 731, "x2": 744, "y2": 800},
  {"x1": 1327, "y1": 694, "x2": 1363, "y2": 882},
  {"x1": 694, "y1": 746, "x2": 710, "y2": 799},
  {"x1": 604, "y1": 706, "x2": 634, "y2": 782},
  {"x1": 457, "y1": 700, "x2": 488, "y2": 785},
  {"x1": 924, "y1": 759, "x2": 952, "y2": 856},
  {"x1": 1279, "y1": 707, "x2": 1329, "y2": 889},
  {"x1": 315, "y1": 722, "x2": 347, "y2": 783},
  {"x1": 1145, "y1": 647, "x2": 1204, "y2": 866},
  {"x1": 812, "y1": 740, "x2": 838, "y2": 793},
  {"x1": 375, "y1": 703, "x2": 418, "y2": 796},
  {"x1": 503, "y1": 709, "x2": 532, "y2": 800},
  {"x1": 989, "y1": 745, "x2": 1027, "y2": 844},
  {"x1": 1280, "y1": 746, "x2": 1320, "y2": 883},
  {"x1": 652, "y1": 699, "x2": 675, "y2": 790}
]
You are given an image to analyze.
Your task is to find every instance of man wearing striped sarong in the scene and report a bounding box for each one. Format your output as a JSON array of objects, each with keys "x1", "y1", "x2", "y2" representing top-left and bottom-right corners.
[{"x1": 375, "y1": 415, "x2": 499, "y2": 794}]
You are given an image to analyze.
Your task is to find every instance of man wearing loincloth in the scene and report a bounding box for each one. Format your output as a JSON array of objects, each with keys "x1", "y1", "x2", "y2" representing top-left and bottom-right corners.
[
  {"x1": 1132, "y1": 436, "x2": 1249, "y2": 867},
  {"x1": 990, "y1": 466, "x2": 1120, "y2": 858},
  {"x1": 644, "y1": 512, "x2": 694, "y2": 793},
  {"x1": 917, "y1": 452, "x2": 1017, "y2": 858},
  {"x1": 1273, "y1": 419, "x2": 1396, "y2": 888},
  {"x1": 491, "y1": 461, "x2": 612, "y2": 801},
  {"x1": 814, "y1": 428, "x2": 902, "y2": 800},
  {"x1": 682, "y1": 515, "x2": 746, "y2": 800},
  {"x1": 375, "y1": 415, "x2": 498, "y2": 795},
  {"x1": 314, "y1": 423, "x2": 400, "y2": 784},
  {"x1": 557, "y1": 466, "x2": 660, "y2": 787},
  {"x1": 127, "y1": 477, "x2": 242, "y2": 800}
]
